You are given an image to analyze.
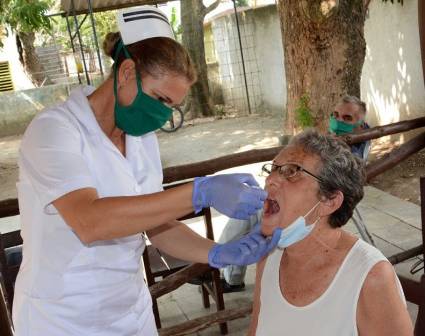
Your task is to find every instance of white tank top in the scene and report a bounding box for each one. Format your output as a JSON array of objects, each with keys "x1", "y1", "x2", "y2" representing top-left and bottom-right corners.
[{"x1": 256, "y1": 239, "x2": 405, "y2": 336}]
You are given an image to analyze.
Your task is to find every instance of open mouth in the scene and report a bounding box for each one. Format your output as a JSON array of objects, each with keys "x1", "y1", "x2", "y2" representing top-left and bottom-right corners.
[{"x1": 264, "y1": 198, "x2": 280, "y2": 216}]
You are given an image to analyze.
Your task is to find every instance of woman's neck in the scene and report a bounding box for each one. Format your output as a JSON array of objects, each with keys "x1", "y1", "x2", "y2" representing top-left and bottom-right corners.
[
  {"x1": 87, "y1": 78, "x2": 124, "y2": 140},
  {"x1": 283, "y1": 220, "x2": 343, "y2": 261}
]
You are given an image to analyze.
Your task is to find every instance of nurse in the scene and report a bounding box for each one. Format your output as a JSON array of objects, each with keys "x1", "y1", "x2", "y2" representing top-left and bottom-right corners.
[{"x1": 12, "y1": 6, "x2": 280, "y2": 336}]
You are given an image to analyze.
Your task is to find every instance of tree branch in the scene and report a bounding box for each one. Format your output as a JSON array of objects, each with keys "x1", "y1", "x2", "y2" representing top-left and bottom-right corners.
[
  {"x1": 364, "y1": 0, "x2": 372, "y2": 10},
  {"x1": 204, "y1": 0, "x2": 221, "y2": 16}
]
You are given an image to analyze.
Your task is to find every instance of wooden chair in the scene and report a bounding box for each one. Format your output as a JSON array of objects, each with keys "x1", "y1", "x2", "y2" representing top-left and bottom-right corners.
[
  {"x1": 414, "y1": 176, "x2": 425, "y2": 335},
  {"x1": 142, "y1": 207, "x2": 227, "y2": 334},
  {"x1": 0, "y1": 272, "x2": 14, "y2": 336},
  {"x1": 0, "y1": 230, "x2": 22, "y2": 313}
]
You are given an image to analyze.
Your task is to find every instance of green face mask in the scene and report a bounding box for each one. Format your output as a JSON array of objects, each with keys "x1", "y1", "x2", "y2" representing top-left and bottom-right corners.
[
  {"x1": 113, "y1": 41, "x2": 172, "y2": 136},
  {"x1": 329, "y1": 115, "x2": 362, "y2": 135}
]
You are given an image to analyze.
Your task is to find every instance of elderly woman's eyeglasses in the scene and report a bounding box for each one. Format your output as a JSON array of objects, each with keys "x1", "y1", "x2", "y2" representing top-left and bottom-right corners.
[{"x1": 261, "y1": 163, "x2": 322, "y2": 182}]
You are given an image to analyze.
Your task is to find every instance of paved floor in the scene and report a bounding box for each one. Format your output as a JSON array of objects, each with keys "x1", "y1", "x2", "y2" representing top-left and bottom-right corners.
[{"x1": 0, "y1": 115, "x2": 423, "y2": 334}]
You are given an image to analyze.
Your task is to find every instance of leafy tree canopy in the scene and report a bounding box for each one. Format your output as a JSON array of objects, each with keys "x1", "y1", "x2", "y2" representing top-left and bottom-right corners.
[
  {"x1": 46, "y1": 10, "x2": 118, "y2": 53},
  {"x1": 0, "y1": 0, "x2": 53, "y2": 48},
  {"x1": 235, "y1": 0, "x2": 249, "y2": 7},
  {"x1": 0, "y1": 0, "x2": 53, "y2": 47}
]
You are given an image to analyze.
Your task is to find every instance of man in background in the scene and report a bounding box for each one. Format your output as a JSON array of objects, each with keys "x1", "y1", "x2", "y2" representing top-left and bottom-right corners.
[{"x1": 329, "y1": 95, "x2": 370, "y2": 158}]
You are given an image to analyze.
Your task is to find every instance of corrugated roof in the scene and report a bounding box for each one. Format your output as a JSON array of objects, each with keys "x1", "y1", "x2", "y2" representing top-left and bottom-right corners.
[{"x1": 60, "y1": 0, "x2": 166, "y2": 15}]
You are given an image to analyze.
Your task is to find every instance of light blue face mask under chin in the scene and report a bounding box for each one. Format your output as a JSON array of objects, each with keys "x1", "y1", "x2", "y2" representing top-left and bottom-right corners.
[{"x1": 278, "y1": 201, "x2": 321, "y2": 249}]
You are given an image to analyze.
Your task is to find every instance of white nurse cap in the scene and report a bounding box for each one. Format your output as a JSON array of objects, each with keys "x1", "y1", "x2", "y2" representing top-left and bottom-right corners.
[{"x1": 117, "y1": 6, "x2": 175, "y2": 45}]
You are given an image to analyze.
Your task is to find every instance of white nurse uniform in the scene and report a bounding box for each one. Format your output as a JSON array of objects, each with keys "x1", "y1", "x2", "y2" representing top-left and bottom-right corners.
[{"x1": 13, "y1": 86, "x2": 162, "y2": 336}]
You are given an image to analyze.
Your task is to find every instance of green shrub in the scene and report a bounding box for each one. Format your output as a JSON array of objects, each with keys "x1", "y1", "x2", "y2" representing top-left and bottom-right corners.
[{"x1": 295, "y1": 94, "x2": 314, "y2": 129}]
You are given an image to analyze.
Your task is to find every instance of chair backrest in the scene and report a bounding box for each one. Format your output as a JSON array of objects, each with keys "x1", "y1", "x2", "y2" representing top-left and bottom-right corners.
[
  {"x1": 142, "y1": 207, "x2": 214, "y2": 284},
  {"x1": 0, "y1": 230, "x2": 22, "y2": 312}
]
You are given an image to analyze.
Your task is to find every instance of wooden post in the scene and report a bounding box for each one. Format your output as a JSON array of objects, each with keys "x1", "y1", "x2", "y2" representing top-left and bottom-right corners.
[
  {"x1": 418, "y1": 0, "x2": 425, "y2": 90},
  {"x1": 342, "y1": 117, "x2": 425, "y2": 145},
  {"x1": 414, "y1": 177, "x2": 425, "y2": 335},
  {"x1": 388, "y1": 245, "x2": 423, "y2": 265},
  {"x1": 163, "y1": 146, "x2": 283, "y2": 184}
]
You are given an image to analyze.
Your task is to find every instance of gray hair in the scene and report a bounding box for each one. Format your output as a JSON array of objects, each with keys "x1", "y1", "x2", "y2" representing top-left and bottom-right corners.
[
  {"x1": 340, "y1": 95, "x2": 367, "y2": 115},
  {"x1": 289, "y1": 129, "x2": 366, "y2": 228}
]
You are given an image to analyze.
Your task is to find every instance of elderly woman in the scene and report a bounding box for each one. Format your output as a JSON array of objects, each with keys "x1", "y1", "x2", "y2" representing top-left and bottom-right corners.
[{"x1": 249, "y1": 129, "x2": 413, "y2": 335}]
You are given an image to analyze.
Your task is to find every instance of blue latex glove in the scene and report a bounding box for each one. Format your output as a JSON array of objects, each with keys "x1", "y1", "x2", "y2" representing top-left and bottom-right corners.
[
  {"x1": 208, "y1": 225, "x2": 282, "y2": 268},
  {"x1": 192, "y1": 173, "x2": 267, "y2": 220}
]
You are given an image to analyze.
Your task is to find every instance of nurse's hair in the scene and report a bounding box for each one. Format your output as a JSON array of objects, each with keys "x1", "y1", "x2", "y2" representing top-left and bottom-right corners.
[
  {"x1": 103, "y1": 32, "x2": 197, "y2": 83},
  {"x1": 289, "y1": 129, "x2": 366, "y2": 228}
]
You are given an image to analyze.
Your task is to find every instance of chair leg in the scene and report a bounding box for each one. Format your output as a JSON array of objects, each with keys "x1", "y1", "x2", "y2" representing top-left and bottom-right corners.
[
  {"x1": 352, "y1": 207, "x2": 375, "y2": 246},
  {"x1": 211, "y1": 269, "x2": 228, "y2": 335},
  {"x1": 415, "y1": 274, "x2": 425, "y2": 335},
  {"x1": 201, "y1": 283, "x2": 210, "y2": 308},
  {"x1": 151, "y1": 297, "x2": 162, "y2": 329},
  {"x1": 0, "y1": 277, "x2": 13, "y2": 336}
]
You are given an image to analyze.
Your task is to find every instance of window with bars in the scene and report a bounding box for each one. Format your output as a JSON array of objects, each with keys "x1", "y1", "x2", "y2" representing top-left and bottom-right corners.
[{"x1": 0, "y1": 61, "x2": 14, "y2": 92}]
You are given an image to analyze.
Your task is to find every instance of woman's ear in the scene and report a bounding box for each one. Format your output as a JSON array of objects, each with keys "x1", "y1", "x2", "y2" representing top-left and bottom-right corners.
[
  {"x1": 319, "y1": 191, "x2": 344, "y2": 217},
  {"x1": 117, "y1": 58, "x2": 135, "y2": 87}
]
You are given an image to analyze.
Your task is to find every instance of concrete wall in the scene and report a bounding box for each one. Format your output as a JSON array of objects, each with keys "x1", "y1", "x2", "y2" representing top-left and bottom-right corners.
[
  {"x1": 361, "y1": 0, "x2": 425, "y2": 142},
  {"x1": 210, "y1": 4, "x2": 285, "y2": 115},
  {"x1": 249, "y1": 5, "x2": 286, "y2": 115},
  {"x1": 208, "y1": 1, "x2": 424, "y2": 143},
  {"x1": 0, "y1": 31, "x2": 34, "y2": 91},
  {"x1": 0, "y1": 84, "x2": 76, "y2": 137},
  {"x1": 0, "y1": 72, "x2": 103, "y2": 137}
]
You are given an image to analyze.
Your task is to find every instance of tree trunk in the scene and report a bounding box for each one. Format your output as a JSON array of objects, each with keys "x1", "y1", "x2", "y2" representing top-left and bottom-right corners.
[
  {"x1": 181, "y1": 0, "x2": 217, "y2": 118},
  {"x1": 278, "y1": 0, "x2": 367, "y2": 134},
  {"x1": 16, "y1": 31, "x2": 51, "y2": 87}
]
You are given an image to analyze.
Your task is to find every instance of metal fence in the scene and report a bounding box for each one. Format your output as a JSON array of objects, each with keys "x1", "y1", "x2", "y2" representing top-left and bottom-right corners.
[{"x1": 44, "y1": 0, "x2": 266, "y2": 118}]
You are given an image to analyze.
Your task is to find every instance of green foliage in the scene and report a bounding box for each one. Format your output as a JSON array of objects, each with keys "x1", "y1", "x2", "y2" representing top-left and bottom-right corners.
[
  {"x1": 0, "y1": 0, "x2": 53, "y2": 48},
  {"x1": 214, "y1": 104, "x2": 226, "y2": 118},
  {"x1": 235, "y1": 0, "x2": 249, "y2": 7},
  {"x1": 0, "y1": 0, "x2": 53, "y2": 47},
  {"x1": 170, "y1": 7, "x2": 182, "y2": 42},
  {"x1": 295, "y1": 94, "x2": 314, "y2": 129},
  {"x1": 92, "y1": 11, "x2": 119, "y2": 45},
  {"x1": 45, "y1": 11, "x2": 118, "y2": 52}
]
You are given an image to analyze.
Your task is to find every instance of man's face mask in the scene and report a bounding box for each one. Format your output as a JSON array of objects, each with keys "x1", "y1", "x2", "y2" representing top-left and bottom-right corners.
[
  {"x1": 277, "y1": 201, "x2": 321, "y2": 249},
  {"x1": 329, "y1": 114, "x2": 362, "y2": 136},
  {"x1": 113, "y1": 41, "x2": 172, "y2": 136}
]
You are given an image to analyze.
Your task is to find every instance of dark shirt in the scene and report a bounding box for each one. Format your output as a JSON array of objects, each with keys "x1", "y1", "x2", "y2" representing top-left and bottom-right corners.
[{"x1": 350, "y1": 123, "x2": 370, "y2": 159}]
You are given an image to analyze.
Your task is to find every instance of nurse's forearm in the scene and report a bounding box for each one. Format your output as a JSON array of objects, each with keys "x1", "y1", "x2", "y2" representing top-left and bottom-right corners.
[
  {"x1": 90, "y1": 185, "x2": 195, "y2": 241},
  {"x1": 147, "y1": 220, "x2": 214, "y2": 263},
  {"x1": 54, "y1": 183, "x2": 194, "y2": 244}
]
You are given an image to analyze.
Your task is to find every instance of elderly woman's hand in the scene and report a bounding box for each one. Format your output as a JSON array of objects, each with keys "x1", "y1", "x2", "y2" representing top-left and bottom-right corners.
[{"x1": 208, "y1": 225, "x2": 282, "y2": 268}]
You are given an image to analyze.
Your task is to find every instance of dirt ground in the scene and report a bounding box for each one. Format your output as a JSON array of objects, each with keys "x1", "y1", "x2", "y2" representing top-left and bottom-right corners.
[
  {"x1": 368, "y1": 144, "x2": 425, "y2": 206},
  {"x1": 0, "y1": 115, "x2": 424, "y2": 205}
]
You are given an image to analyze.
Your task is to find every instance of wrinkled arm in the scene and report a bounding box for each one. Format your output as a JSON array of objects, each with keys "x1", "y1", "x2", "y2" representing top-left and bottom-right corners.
[
  {"x1": 147, "y1": 220, "x2": 214, "y2": 264},
  {"x1": 357, "y1": 261, "x2": 413, "y2": 336}
]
